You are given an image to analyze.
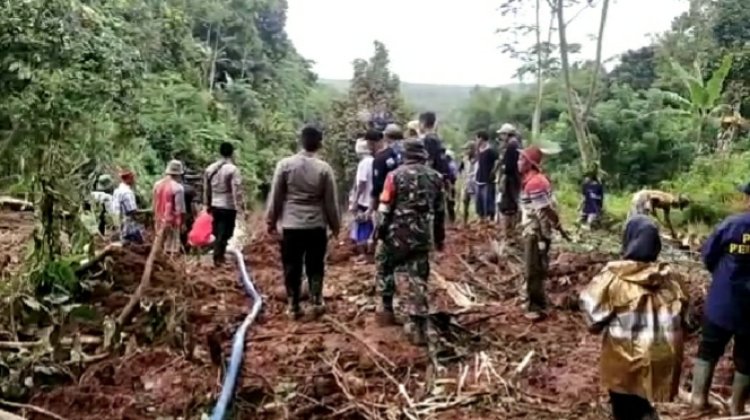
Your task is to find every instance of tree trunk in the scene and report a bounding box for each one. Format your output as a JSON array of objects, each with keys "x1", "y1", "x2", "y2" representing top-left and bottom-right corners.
[
  {"x1": 531, "y1": 0, "x2": 543, "y2": 142},
  {"x1": 582, "y1": 0, "x2": 610, "y2": 121},
  {"x1": 556, "y1": 0, "x2": 594, "y2": 169},
  {"x1": 209, "y1": 26, "x2": 221, "y2": 93}
]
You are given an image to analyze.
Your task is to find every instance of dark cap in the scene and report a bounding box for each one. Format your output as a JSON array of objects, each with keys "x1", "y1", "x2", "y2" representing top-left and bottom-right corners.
[
  {"x1": 403, "y1": 139, "x2": 427, "y2": 160},
  {"x1": 739, "y1": 182, "x2": 750, "y2": 195}
]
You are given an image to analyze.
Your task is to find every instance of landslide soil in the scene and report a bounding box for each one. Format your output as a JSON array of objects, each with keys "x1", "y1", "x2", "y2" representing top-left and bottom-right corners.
[{"x1": 0, "y1": 211, "x2": 727, "y2": 419}]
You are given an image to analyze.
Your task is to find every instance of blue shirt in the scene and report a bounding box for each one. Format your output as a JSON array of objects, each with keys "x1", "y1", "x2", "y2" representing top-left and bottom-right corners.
[
  {"x1": 582, "y1": 180, "x2": 604, "y2": 215},
  {"x1": 702, "y1": 212, "x2": 750, "y2": 332}
]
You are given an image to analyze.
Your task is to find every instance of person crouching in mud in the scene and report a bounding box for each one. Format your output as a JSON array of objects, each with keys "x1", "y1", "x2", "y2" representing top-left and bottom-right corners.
[
  {"x1": 580, "y1": 215, "x2": 689, "y2": 420},
  {"x1": 374, "y1": 139, "x2": 445, "y2": 349}
]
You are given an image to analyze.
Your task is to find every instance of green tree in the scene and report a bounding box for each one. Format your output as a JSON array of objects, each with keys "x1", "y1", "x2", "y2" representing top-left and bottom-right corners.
[
  {"x1": 666, "y1": 54, "x2": 733, "y2": 150},
  {"x1": 0, "y1": 0, "x2": 141, "y2": 276},
  {"x1": 324, "y1": 41, "x2": 410, "y2": 204}
]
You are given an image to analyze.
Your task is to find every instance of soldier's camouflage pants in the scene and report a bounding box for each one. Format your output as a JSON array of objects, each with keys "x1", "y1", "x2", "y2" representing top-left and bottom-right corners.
[
  {"x1": 376, "y1": 245, "x2": 430, "y2": 317},
  {"x1": 522, "y1": 233, "x2": 550, "y2": 312}
]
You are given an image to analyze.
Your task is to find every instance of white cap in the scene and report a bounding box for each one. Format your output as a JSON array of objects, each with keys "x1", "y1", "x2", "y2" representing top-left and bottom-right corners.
[
  {"x1": 497, "y1": 123, "x2": 516, "y2": 134},
  {"x1": 354, "y1": 138, "x2": 369, "y2": 155}
]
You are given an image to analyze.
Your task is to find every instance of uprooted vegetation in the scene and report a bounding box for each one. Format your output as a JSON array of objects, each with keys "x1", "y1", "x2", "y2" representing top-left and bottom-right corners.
[{"x1": 0, "y1": 208, "x2": 730, "y2": 419}]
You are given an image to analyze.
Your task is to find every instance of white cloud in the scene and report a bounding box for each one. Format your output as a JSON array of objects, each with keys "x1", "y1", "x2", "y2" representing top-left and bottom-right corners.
[{"x1": 286, "y1": 0, "x2": 687, "y2": 85}]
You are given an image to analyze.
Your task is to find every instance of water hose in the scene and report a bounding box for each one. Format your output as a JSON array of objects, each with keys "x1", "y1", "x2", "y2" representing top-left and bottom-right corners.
[{"x1": 210, "y1": 248, "x2": 263, "y2": 420}]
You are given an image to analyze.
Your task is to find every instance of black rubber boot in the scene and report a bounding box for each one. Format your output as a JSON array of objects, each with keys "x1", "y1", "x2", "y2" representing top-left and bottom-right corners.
[
  {"x1": 307, "y1": 275, "x2": 325, "y2": 318},
  {"x1": 286, "y1": 298, "x2": 302, "y2": 320},
  {"x1": 376, "y1": 295, "x2": 396, "y2": 326}
]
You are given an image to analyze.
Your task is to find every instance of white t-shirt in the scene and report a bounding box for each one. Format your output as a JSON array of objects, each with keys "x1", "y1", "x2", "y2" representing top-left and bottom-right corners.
[
  {"x1": 91, "y1": 191, "x2": 115, "y2": 214},
  {"x1": 355, "y1": 155, "x2": 374, "y2": 208}
]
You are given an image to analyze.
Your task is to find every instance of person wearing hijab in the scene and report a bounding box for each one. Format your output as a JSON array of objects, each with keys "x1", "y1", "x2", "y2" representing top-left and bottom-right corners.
[
  {"x1": 580, "y1": 215, "x2": 689, "y2": 420},
  {"x1": 691, "y1": 183, "x2": 750, "y2": 415}
]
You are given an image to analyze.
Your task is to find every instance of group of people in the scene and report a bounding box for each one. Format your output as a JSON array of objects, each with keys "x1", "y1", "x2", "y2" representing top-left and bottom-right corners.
[
  {"x1": 87, "y1": 111, "x2": 750, "y2": 418},
  {"x1": 88, "y1": 141, "x2": 245, "y2": 266},
  {"x1": 579, "y1": 182, "x2": 750, "y2": 419},
  {"x1": 262, "y1": 111, "x2": 568, "y2": 355},
  {"x1": 263, "y1": 112, "x2": 452, "y2": 348},
  {"x1": 458, "y1": 124, "x2": 524, "y2": 232}
]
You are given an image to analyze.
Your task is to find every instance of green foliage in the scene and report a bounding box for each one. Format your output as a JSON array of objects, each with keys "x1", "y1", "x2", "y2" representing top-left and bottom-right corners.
[
  {"x1": 0, "y1": 0, "x2": 322, "y2": 292},
  {"x1": 608, "y1": 47, "x2": 657, "y2": 91},
  {"x1": 322, "y1": 42, "x2": 411, "y2": 203}
]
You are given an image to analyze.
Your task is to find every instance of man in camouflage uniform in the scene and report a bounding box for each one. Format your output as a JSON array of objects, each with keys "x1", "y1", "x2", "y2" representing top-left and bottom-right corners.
[
  {"x1": 518, "y1": 145, "x2": 568, "y2": 321},
  {"x1": 374, "y1": 139, "x2": 446, "y2": 346}
]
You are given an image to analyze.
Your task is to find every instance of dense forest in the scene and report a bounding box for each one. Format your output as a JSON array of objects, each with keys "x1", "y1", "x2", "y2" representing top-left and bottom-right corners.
[{"x1": 0, "y1": 0, "x2": 749, "y2": 418}]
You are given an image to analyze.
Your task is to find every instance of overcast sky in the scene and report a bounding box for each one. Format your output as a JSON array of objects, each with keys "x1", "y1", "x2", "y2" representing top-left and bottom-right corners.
[{"x1": 286, "y1": 0, "x2": 687, "y2": 86}]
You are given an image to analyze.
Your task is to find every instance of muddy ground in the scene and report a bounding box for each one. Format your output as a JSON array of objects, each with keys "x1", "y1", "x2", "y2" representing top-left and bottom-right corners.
[{"x1": 0, "y1": 211, "x2": 734, "y2": 419}]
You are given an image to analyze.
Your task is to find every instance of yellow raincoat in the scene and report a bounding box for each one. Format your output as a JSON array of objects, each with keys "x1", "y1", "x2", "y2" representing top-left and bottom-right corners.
[{"x1": 580, "y1": 260, "x2": 688, "y2": 401}]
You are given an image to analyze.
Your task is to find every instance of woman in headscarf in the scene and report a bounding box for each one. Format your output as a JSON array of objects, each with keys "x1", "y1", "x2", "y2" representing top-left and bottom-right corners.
[{"x1": 580, "y1": 215, "x2": 689, "y2": 420}]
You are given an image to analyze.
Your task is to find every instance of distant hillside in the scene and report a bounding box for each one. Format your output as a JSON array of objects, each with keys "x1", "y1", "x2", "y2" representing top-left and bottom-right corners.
[{"x1": 320, "y1": 79, "x2": 526, "y2": 118}]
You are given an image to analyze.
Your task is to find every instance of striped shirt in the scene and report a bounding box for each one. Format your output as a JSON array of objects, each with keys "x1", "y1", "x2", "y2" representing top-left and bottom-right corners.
[
  {"x1": 112, "y1": 182, "x2": 141, "y2": 241},
  {"x1": 520, "y1": 171, "x2": 555, "y2": 239}
]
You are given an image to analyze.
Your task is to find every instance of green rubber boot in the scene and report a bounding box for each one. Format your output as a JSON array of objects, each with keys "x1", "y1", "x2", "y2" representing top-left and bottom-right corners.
[
  {"x1": 690, "y1": 359, "x2": 716, "y2": 409},
  {"x1": 731, "y1": 372, "x2": 750, "y2": 415}
]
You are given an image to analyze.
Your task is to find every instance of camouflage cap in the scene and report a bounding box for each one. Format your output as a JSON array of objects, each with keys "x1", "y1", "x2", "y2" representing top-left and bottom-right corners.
[
  {"x1": 403, "y1": 138, "x2": 427, "y2": 160},
  {"x1": 95, "y1": 174, "x2": 114, "y2": 191}
]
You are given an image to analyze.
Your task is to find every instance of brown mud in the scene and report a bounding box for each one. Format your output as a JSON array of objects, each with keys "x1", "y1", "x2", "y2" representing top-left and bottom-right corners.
[{"x1": 0, "y1": 211, "x2": 729, "y2": 419}]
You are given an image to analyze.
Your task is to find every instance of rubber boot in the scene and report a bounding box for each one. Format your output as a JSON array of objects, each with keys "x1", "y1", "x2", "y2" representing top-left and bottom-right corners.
[
  {"x1": 308, "y1": 276, "x2": 326, "y2": 318},
  {"x1": 286, "y1": 298, "x2": 302, "y2": 320},
  {"x1": 690, "y1": 359, "x2": 716, "y2": 409},
  {"x1": 376, "y1": 295, "x2": 397, "y2": 326},
  {"x1": 404, "y1": 316, "x2": 427, "y2": 346},
  {"x1": 730, "y1": 372, "x2": 750, "y2": 415}
]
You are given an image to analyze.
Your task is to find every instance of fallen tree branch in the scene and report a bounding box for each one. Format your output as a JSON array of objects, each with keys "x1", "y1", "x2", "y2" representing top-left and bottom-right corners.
[
  {"x1": 323, "y1": 315, "x2": 396, "y2": 369},
  {"x1": 514, "y1": 350, "x2": 534, "y2": 376},
  {"x1": 117, "y1": 227, "x2": 166, "y2": 326},
  {"x1": 75, "y1": 243, "x2": 122, "y2": 275},
  {"x1": 0, "y1": 399, "x2": 68, "y2": 420},
  {"x1": 0, "y1": 335, "x2": 103, "y2": 351},
  {"x1": 0, "y1": 197, "x2": 33, "y2": 212},
  {"x1": 323, "y1": 354, "x2": 383, "y2": 420}
]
